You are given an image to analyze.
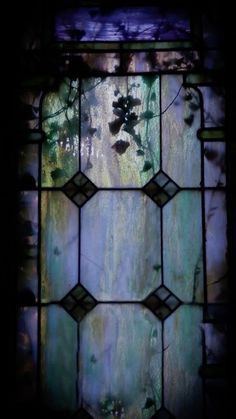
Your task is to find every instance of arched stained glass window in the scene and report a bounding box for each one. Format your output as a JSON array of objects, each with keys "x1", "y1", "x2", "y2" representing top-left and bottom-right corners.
[{"x1": 15, "y1": 2, "x2": 229, "y2": 418}]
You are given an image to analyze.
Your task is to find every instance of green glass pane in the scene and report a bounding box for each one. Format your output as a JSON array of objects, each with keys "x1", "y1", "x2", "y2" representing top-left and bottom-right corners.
[
  {"x1": 125, "y1": 51, "x2": 199, "y2": 72},
  {"x1": 163, "y1": 191, "x2": 203, "y2": 302},
  {"x1": 204, "y1": 142, "x2": 226, "y2": 187},
  {"x1": 123, "y1": 41, "x2": 193, "y2": 49},
  {"x1": 18, "y1": 144, "x2": 38, "y2": 188},
  {"x1": 79, "y1": 304, "x2": 162, "y2": 418},
  {"x1": 81, "y1": 191, "x2": 161, "y2": 300},
  {"x1": 162, "y1": 75, "x2": 201, "y2": 187},
  {"x1": 41, "y1": 306, "x2": 77, "y2": 411},
  {"x1": 164, "y1": 305, "x2": 203, "y2": 419},
  {"x1": 41, "y1": 192, "x2": 79, "y2": 301},
  {"x1": 198, "y1": 128, "x2": 225, "y2": 140},
  {"x1": 205, "y1": 191, "x2": 228, "y2": 302},
  {"x1": 81, "y1": 75, "x2": 160, "y2": 187},
  {"x1": 42, "y1": 79, "x2": 79, "y2": 186}
]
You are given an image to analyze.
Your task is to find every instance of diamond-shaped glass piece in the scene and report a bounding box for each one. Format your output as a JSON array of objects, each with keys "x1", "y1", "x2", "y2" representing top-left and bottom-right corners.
[
  {"x1": 143, "y1": 170, "x2": 179, "y2": 207},
  {"x1": 63, "y1": 171, "x2": 97, "y2": 207},
  {"x1": 61, "y1": 284, "x2": 97, "y2": 322},
  {"x1": 144, "y1": 285, "x2": 181, "y2": 320},
  {"x1": 152, "y1": 407, "x2": 175, "y2": 418}
]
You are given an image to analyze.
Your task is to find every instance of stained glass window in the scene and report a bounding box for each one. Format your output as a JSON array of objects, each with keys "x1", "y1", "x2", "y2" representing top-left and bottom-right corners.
[{"x1": 14, "y1": 2, "x2": 230, "y2": 418}]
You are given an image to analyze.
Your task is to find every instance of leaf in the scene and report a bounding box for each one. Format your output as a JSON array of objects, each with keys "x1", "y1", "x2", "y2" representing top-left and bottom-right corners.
[
  {"x1": 144, "y1": 398, "x2": 155, "y2": 409},
  {"x1": 142, "y1": 161, "x2": 153, "y2": 172},
  {"x1": 87, "y1": 127, "x2": 97, "y2": 136},
  {"x1": 204, "y1": 148, "x2": 218, "y2": 161},
  {"x1": 140, "y1": 110, "x2": 154, "y2": 119},
  {"x1": 142, "y1": 75, "x2": 156, "y2": 87},
  {"x1": 111, "y1": 140, "x2": 130, "y2": 155},
  {"x1": 133, "y1": 133, "x2": 142, "y2": 146},
  {"x1": 184, "y1": 114, "x2": 194, "y2": 126},
  {"x1": 153, "y1": 264, "x2": 161, "y2": 272},
  {"x1": 51, "y1": 168, "x2": 66, "y2": 180},
  {"x1": 183, "y1": 92, "x2": 192, "y2": 101},
  {"x1": 150, "y1": 92, "x2": 156, "y2": 101},
  {"x1": 189, "y1": 102, "x2": 200, "y2": 111},
  {"x1": 136, "y1": 149, "x2": 145, "y2": 156},
  {"x1": 108, "y1": 118, "x2": 123, "y2": 135}
]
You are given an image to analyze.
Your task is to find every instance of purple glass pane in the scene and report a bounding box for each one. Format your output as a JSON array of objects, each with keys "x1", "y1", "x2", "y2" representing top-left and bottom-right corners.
[{"x1": 55, "y1": 7, "x2": 190, "y2": 42}]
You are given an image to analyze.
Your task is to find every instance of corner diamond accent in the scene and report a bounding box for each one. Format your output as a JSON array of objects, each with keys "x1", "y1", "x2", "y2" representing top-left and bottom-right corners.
[
  {"x1": 63, "y1": 171, "x2": 97, "y2": 207},
  {"x1": 143, "y1": 170, "x2": 179, "y2": 207},
  {"x1": 144, "y1": 285, "x2": 181, "y2": 320},
  {"x1": 61, "y1": 284, "x2": 97, "y2": 322}
]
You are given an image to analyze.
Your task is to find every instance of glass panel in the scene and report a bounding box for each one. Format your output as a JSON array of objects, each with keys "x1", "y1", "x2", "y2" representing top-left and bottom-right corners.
[
  {"x1": 17, "y1": 307, "x2": 37, "y2": 404},
  {"x1": 204, "y1": 142, "x2": 226, "y2": 187},
  {"x1": 18, "y1": 191, "x2": 38, "y2": 259},
  {"x1": 41, "y1": 306, "x2": 77, "y2": 410},
  {"x1": 198, "y1": 86, "x2": 225, "y2": 127},
  {"x1": 18, "y1": 259, "x2": 38, "y2": 304},
  {"x1": 123, "y1": 41, "x2": 193, "y2": 49},
  {"x1": 79, "y1": 304, "x2": 162, "y2": 418},
  {"x1": 198, "y1": 128, "x2": 225, "y2": 140},
  {"x1": 18, "y1": 144, "x2": 38, "y2": 188},
  {"x1": 202, "y1": 323, "x2": 227, "y2": 364},
  {"x1": 55, "y1": 7, "x2": 190, "y2": 41},
  {"x1": 125, "y1": 51, "x2": 199, "y2": 72},
  {"x1": 81, "y1": 191, "x2": 161, "y2": 300},
  {"x1": 163, "y1": 191, "x2": 203, "y2": 302},
  {"x1": 42, "y1": 79, "x2": 79, "y2": 186},
  {"x1": 41, "y1": 192, "x2": 79, "y2": 301},
  {"x1": 164, "y1": 305, "x2": 203, "y2": 419},
  {"x1": 161, "y1": 75, "x2": 201, "y2": 187},
  {"x1": 63, "y1": 53, "x2": 120, "y2": 73},
  {"x1": 205, "y1": 191, "x2": 228, "y2": 303},
  {"x1": 81, "y1": 75, "x2": 160, "y2": 187},
  {"x1": 19, "y1": 90, "x2": 42, "y2": 130}
]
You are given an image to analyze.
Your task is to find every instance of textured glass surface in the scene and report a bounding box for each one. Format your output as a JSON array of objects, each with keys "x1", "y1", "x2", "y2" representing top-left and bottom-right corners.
[
  {"x1": 18, "y1": 259, "x2": 38, "y2": 303},
  {"x1": 17, "y1": 308, "x2": 37, "y2": 403},
  {"x1": 63, "y1": 53, "x2": 120, "y2": 73},
  {"x1": 81, "y1": 191, "x2": 161, "y2": 300},
  {"x1": 163, "y1": 191, "x2": 203, "y2": 302},
  {"x1": 55, "y1": 7, "x2": 190, "y2": 41},
  {"x1": 19, "y1": 191, "x2": 38, "y2": 259},
  {"x1": 199, "y1": 86, "x2": 225, "y2": 128},
  {"x1": 125, "y1": 51, "x2": 199, "y2": 72},
  {"x1": 162, "y1": 75, "x2": 201, "y2": 187},
  {"x1": 205, "y1": 191, "x2": 228, "y2": 302},
  {"x1": 41, "y1": 306, "x2": 77, "y2": 410},
  {"x1": 204, "y1": 142, "x2": 226, "y2": 187},
  {"x1": 164, "y1": 305, "x2": 203, "y2": 419},
  {"x1": 18, "y1": 144, "x2": 38, "y2": 188},
  {"x1": 41, "y1": 192, "x2": 79, "y2": 301},
  {"x1": 79, "y1": 304, "x2": 162, "y2": 418},
  {"x1": 81, "y1": 75, "x2": 160, "y2": 187},
  {"x1": 42, "y1": 79, "x2": 79, "y2": 186}
]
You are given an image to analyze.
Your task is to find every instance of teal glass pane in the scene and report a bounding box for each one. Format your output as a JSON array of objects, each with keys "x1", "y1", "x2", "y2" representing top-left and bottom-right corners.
[
  {"x1": 163, "y1": 191, "x2": 203, "y2": 302},
  {"x1": 161, "y1": 75, "x2": 201, "y2": 187},
  {"x1": 204, "y1": 142, "x2": 226, "y2": 187},
  {"x1": 125, "y1": 51, "x2": 199, "y2": 72},
  {"x1": 17, "y1": 307, "x2": 37, "y2": 404},
  {"x1": 79, "y1": 304, "x2": 162, "y2": 418},
  {"x1": 198, "y1": 86, "x2": 225, "y2": 128},
  {"x1": 18, "y1": 144, "x2": 38, "y2": 188},
  {"x1": 41, "y1": 306, "x2": 77, "y2": 411},
  {"x1": 80, "y1": 191, "x2": 161, "y2": 300},
  {"x1": 41, "y1": 192, "x2": 79, "y2": 301},
  {"x1": 205, "y1": 191, "x2": 228, "y2": 303},
  {"x1": 164, "y1": 305, "x2": 203, "y2": 419},
  {"x1": 42, "y1": 79, "x2": 79, "y2": 186},
  {"x1": 81, "y1": 75, "x2": 160, "y2": 187}
]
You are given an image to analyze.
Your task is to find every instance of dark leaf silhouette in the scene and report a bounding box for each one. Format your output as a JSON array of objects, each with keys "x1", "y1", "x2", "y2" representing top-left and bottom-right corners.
[
  {"x1": 142, "y1": 160, "x2": 153, "y2": 172},
  {"x1": 144, "y1": 397, "x2": 155, "y2": 409},
  {"x1": 136, "y1": 149, "x2": 145, "y2": 156},
  {"x1": 189, "y1": 102, "x2": 200, "y2": 111},
  {"x1": 183, "y1": 92, "x2": 192, "y2": 101},
  {"x1": 140, "y1": 110, "x2": 154, "y2": 119},
  {"x1": 109, "y1": 118, "x2": 123, "y2": 135},
  {"x1": 51, "y1": 168, "x2": 66, "y2": 180},
  {"x1": 111, "y1": 140, "x2": 130, "y2": 155},
  {"x1": 150, "y1": 92, "x2": 156, "y2": 101},
  {"x1": 184, "y1": 114, "x2": 194, "y2": 126},
  {"x1": 204, "y1": 148, "x2": 218, "y2": 161},
  {"x1": 153, "y1": 264, "x2": 161, "y2": 272},
  {"x1": 133, "y1": 133, "x2": 142, "y2": 146},
  {"x1": 87, "y1": 128, "x2": 97, "y2": 136}
]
